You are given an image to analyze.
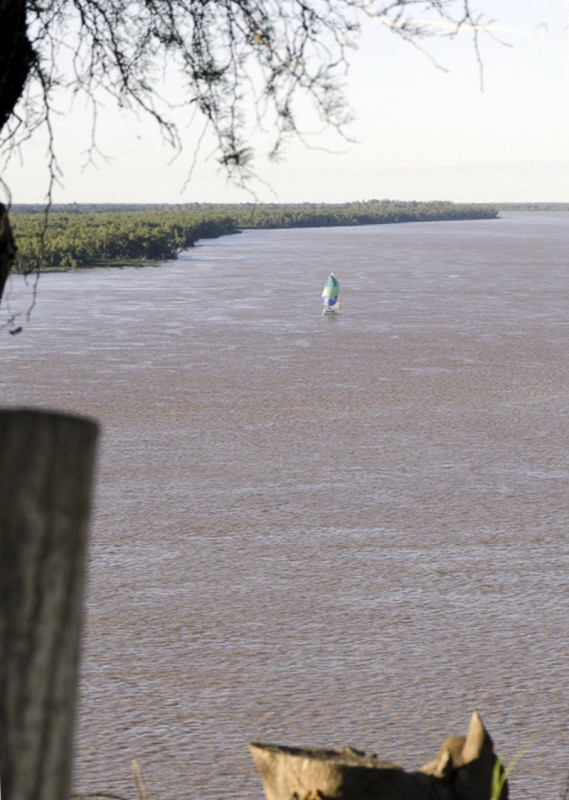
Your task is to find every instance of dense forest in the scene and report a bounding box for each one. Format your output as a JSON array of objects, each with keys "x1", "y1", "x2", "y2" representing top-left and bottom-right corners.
[
  {"x1": 494, "y1": 202, "x2": 569, "y2": 211},
  {"x1": 10, "y1": 200, "x2": 499, "y2": 272}
]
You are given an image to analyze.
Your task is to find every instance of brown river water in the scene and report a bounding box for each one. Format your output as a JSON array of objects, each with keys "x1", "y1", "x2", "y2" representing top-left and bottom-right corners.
[{"x1": 1, "y1": 212, "x2": 568, "y2": 799}]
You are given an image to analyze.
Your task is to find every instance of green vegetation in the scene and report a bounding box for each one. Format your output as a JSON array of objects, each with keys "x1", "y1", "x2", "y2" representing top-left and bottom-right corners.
[
  {"x1": 11, "y1": 200, "x2": 499, "y2": 272},
  {"x1": 10, "y1": 209, "x2": 239, "y2": 272},
  {"x1": 495, "y1": 202, "x2": 569, "y2": 211},
  {"x1": 491, "y1": 736, "x2": 539, "y2": 800}
]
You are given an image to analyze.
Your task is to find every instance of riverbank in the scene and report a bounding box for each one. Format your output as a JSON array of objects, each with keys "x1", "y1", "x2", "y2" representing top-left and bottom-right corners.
[{"x1": 11, "y1": 200, "x2": 498, "y2": 273}]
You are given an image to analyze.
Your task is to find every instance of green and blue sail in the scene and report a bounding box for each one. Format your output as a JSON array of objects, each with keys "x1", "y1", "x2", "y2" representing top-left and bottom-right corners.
[{"x1": 321, "y1": 272, "x2": 340, "y2": 308}]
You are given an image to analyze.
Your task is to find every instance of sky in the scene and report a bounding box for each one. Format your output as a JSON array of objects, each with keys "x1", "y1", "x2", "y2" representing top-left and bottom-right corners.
[{"x1": 2, "y1": 0, "x2": 569, "y2": 205}]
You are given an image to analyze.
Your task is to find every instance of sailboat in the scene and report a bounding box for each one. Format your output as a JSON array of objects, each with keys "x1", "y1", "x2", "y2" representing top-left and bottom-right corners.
[{"x1": 321, "y1": 271, "x2": 341, "y2": 315}]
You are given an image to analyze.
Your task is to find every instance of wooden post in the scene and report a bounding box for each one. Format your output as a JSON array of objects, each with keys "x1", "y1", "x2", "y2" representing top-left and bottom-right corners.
[{"x1": 0, "y1": 409, "x2": 99, "y2": 800}]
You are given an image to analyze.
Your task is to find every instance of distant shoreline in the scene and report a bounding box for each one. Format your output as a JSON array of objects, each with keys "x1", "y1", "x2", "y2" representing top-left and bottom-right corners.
[
  {"x1": 7, "y1": 200, "x2": 509, "y2": 273},
  {"x1": 11, "y1": 201, "x2": 569, "y2": 214},
  {"x1": 18, "y1": 199, "x2": 569, "y2": 277}
]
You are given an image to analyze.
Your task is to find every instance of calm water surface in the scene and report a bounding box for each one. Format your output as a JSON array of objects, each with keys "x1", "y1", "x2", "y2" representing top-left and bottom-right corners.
[{"x1": 1, "y1": 212, "x2": 568, "y2": 799}]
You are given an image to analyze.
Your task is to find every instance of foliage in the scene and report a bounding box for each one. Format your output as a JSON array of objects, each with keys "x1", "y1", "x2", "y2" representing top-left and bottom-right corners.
[
  {"x1": 1, "y1": 1, "x2": 485, "y2": 196},
  {"x1": 10, "y1": 208, "x2": 238, "y2": 270},
  {"x1": 0, "y1": 1, "x2": 487, "y2": 303},
  {"x1": 490, "y1": 737, "x2": 539, "y2": 800},
  {"x1": 495, "y1": 203, "x2": 569, "y2": 211},
  {"x1": 10, "y1": 201, "x2": 498, "y2": 271}
]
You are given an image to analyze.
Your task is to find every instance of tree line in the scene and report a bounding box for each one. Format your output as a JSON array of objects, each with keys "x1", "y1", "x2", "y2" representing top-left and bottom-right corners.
[
  {"x1": 10, "y1": 201, "x2": 499, "y2": 272},
  {"x1": 494, "y1": 202, "x2": 569, "y2": 211}
]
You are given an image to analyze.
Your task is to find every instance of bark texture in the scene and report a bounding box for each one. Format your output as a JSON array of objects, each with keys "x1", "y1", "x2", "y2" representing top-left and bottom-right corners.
[
  {"x1": 0, "y1": 409, "x2": 99, "y2": 800},
  {"x1": 250, "y1": 712, "x2": 507, "y2": 800}
]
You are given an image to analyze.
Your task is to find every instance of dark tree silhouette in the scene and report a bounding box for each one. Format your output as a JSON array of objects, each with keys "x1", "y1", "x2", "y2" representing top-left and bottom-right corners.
[
  {"x1": 0, "y1": 0, "x2": 483, "y2": 300},
  {"x1": 0, "y1": 203, "x2": 17, "y2": 301}
]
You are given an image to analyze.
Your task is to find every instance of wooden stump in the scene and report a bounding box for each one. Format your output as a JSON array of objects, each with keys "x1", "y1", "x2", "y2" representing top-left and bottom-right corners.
[
  {"x1": 0, "y1": 409, "x2": 99, "y2": 800},
  {"x1": 249, "y1": 712, "x2": 506, "y2": 800}
]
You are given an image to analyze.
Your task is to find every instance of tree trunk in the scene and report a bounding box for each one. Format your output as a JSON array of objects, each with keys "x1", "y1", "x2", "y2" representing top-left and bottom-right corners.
[
  {"x1": 0, "y1": 203, "x2": 17, "y2": 304},
  {"x1": 0, "y1": 0, "x2": 33, "y2": 302},
  {"x1": 0, "y1": 409, "x2": 99, "y2": 800},
  {"x1": 0, "y1": 0, "x2": 34, "y2": 133}
]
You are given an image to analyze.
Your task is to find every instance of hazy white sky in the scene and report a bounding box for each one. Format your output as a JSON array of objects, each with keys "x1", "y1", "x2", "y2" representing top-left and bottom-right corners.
[{"x1": 4, "y1": 0, "x2": 569, "y2": 204}]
